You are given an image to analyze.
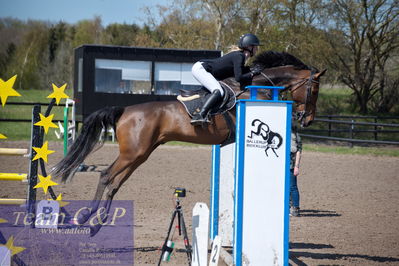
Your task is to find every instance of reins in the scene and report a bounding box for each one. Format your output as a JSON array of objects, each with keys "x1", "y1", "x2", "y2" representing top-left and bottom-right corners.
[
  {"x1": 233, "y1": 72, "x2": 276, "y2": 99},
  {"x1": 235, "y1": 88, "x2": 248, "y2": 98},
  {"x1": 234, "y1": 69, "x2": 319, "y2": 125}
]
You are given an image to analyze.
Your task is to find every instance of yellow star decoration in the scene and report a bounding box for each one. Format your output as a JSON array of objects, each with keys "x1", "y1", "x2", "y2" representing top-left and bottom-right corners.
[
  {"x1": 0, "y1": 218, "x2": 8, "y2": 223},
  {"x1": 34, "y1": 113, "x2": 58, "y2": 134},
  {"x1": 0, "y1": 236, "x2": 25, "y2": 256},
  {"x1": 0, "y1": 133, "x2": 6, "y2": 139},
  {"x1": 48, "y1": 194, "x2": 70, "y2": 207},
  {"x1": 34, "y1": 174, "x2": 59, "y2": 194},
  {"x1": 32, "y1": 141, "x2": 55, "y2": 163},
  {"x1": 0, "y1": 75, "x2": 21, "y2": 107},
  {"x1": 47, "y1": 83, "x2": 69, "y2": 105}
]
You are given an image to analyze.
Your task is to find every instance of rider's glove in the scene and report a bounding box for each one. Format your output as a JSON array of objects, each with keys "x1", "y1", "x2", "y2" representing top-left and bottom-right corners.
[{"x1": 250, "y1": 65, "x2": 263, "y2": 77}]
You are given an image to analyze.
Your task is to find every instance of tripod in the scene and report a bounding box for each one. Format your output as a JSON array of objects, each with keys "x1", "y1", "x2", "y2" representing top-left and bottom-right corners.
[{"x1": 158, "y1": 195, "x2": 192, "y2": 266}]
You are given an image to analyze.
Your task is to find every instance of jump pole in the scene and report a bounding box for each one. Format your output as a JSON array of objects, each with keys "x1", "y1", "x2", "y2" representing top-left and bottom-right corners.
[
  {"x1": 0, "y1": 173, "x2": 27, "y2": 181},
  {"x1": 210, "y1": 86, "x2": 292, "y2": 266},
  {"x1": 0, "y1": 199, "x2": 26, "y2": 205},
  {"x1": 0, "y1": 148, "x2": 28, "y2": 156}
]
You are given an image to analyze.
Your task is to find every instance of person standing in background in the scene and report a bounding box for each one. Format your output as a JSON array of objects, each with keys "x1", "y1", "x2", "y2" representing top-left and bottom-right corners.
[{"x1": 290, "y1": 122, "x2": 302, "y2": 217}]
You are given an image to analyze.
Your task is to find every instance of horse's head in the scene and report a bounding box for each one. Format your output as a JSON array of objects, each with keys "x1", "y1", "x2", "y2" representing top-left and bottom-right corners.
[
  {"x1": 250, "y1": 51, "x2": 327, "y2": 127},
  {"x1": 287, "y1": 68, "x2": 327, "y2": 127},
  {"x1": 252, "y1": 66, "x2": 326, "y2": 127}
]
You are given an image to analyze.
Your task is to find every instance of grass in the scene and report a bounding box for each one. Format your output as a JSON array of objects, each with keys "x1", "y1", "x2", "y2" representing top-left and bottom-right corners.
[
  {"x1": 304, "y1": 143, "x2": 399, "y2": 157},
  {"x1": 306, "y1": 85, "x2": 399, "y2": 142},
  {"x1": 317, "y1": 85, "x2": 353, "y2": 115}
]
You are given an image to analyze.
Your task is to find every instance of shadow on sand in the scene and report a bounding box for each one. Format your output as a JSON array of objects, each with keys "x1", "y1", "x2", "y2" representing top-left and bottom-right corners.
[
  {"x1": 289, "y1": 242, "x2": 399, "y2": 265},
  {"x1": 298, "y1": 209, "x2": 341, "y2": 217}
]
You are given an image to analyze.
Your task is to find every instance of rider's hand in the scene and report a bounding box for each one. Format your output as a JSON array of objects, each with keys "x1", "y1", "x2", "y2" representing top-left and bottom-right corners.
[{"x1": 251, "y1": 65, "x2": 263, "y2": 77}]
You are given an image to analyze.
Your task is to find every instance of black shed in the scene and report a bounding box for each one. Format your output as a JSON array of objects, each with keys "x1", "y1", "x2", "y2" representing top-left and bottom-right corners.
[{"x1": 74, "y1": 45, "x2": 221, "y2": 121}]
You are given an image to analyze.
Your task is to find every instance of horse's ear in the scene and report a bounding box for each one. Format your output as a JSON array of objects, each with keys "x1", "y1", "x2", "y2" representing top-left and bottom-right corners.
[{"x1": 315, "y1": 69, "x2": 327, "y2": 78}]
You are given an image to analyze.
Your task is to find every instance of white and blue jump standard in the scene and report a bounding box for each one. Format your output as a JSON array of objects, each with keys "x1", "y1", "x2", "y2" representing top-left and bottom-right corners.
[{"x1": 210, "y1": 86, "x2": 292, "y2": 266}]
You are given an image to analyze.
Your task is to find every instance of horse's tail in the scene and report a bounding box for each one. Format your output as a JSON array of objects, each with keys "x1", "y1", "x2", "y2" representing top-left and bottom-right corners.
[{"x1": 52, "y1": 106, "x2": 125, "y2": 183}]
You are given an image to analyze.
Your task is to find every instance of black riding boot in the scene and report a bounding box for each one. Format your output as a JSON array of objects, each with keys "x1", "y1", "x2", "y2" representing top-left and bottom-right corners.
[{"x1": 191, "y1": 90, "x2": 222, "y2": 126}]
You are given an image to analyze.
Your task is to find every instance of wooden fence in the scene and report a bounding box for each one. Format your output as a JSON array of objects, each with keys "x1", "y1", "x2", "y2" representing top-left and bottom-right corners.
[{"x1": 299, "y1": 115, "x2": 399, "y2": 146}]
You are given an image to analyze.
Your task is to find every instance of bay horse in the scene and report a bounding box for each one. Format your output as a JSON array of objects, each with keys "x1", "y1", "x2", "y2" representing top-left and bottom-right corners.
[{"x1": 52, "y1": 51, "x2": 326, "y2": 235}]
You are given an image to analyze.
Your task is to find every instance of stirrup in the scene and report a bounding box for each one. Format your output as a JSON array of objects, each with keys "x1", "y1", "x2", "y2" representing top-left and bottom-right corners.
[{"x1": 190, "y1": 114, "x2": 210, "y2": 126}]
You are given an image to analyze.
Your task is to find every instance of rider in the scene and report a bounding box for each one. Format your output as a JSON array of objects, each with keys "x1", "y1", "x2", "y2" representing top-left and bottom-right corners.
[{"x1": 190, "y1": 33, "x2": 262, "y2": 126}]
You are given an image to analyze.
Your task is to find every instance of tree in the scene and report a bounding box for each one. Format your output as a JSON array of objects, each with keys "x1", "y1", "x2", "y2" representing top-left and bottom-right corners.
[
  {"x1": 186, "y1": 0, "x2": 243, "y2": 50},
  {"x1": 71, "y1": 16, "x2": 103, "y2": 48},
  {"x1": 48, "y1": 22, "x2": 68, "y2": 62},
  {"x1": 102, "y1": 23, "x2": 140, "y2": 46},
  {"x1": 6, "y1": 20, "x2": 50, "y2": 90},
  {"x1": 141, "y1": 1, "x2": 219, "y2": 49},
  {"x1": 258, "y1": 1, "x2": 332, "y2": 68},
  {"x1": 323, "y1": 0, "x2": 399, "y2": 114},
  {"x1": 0, "y1": 18, "x2": 26, "y2": 77}
]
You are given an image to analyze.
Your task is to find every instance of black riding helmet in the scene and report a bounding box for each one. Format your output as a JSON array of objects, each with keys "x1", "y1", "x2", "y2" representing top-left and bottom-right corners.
[{"x1": 238, "y1": 33, "x2": 261, "y2": 49}]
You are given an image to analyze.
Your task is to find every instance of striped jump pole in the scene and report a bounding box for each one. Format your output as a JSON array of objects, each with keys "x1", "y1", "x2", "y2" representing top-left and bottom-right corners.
[{"x1": 210, "y1": 86, "x2": 292, "y2": 266}]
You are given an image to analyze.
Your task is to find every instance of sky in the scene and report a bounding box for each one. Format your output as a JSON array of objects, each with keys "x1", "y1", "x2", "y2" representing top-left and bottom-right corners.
[{"x1": 0, "y1": 0, "x2": 170, "y2": 26}]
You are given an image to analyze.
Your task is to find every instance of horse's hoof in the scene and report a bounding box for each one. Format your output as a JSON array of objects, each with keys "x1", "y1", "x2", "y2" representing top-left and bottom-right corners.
[
  {"x1": 90, "y1": 224, "x2": 102, "y2": 237},
  {"x1": 77, "y1": 208, "x2": 92, "y2": 225}
]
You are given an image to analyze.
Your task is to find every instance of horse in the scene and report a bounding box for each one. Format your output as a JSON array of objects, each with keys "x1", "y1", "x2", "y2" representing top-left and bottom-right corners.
[{"x1": 52, "y1": 51, "x2": 326, "y2": 235}]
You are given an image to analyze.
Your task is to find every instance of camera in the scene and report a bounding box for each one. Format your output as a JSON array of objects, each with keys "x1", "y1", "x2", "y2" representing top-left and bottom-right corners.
[{"x1": 174, "y1": 188, "x2": 186, "y2": 198}]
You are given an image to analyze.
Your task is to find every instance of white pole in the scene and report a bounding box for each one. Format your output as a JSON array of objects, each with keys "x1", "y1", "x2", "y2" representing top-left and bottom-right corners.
[{"x1": 191, "y1": 202, "x2": 209, "y2": 266}]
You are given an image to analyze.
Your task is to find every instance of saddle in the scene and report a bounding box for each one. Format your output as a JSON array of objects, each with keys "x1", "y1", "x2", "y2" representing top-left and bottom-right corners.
[{"x1": 177, "y1": 82, "x2": 236, "y2": 118}]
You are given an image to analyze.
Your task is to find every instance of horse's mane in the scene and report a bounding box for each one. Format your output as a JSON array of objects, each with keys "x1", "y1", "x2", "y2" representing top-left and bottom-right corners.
[{"x1": 251, "y1": 51, "x2": 310, "y2": 70}]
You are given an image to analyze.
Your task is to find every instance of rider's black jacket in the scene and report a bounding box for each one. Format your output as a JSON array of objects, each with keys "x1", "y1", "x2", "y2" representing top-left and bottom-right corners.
[{"x1": 201, "y1": 51, "x2": 253, "y2": 85}]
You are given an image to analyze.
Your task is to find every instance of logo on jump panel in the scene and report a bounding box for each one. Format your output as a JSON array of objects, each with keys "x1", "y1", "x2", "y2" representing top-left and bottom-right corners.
[{"x1": 246, "y1": 119, "x2": 283, "y2": 157}]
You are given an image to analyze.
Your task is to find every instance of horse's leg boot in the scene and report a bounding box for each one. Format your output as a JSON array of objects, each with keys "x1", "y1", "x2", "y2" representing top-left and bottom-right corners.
[{"x1": 191, "y1": 90, "x2": 222, "y2": 126}]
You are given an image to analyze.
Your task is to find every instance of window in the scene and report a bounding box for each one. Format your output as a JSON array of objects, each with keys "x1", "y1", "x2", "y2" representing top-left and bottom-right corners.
[
  {"x1": 154, "y1": 62, "x2": 201, "y2": 95},
  {"x1": 94, "y1": 59, "x2": 151, "y2": 94}
]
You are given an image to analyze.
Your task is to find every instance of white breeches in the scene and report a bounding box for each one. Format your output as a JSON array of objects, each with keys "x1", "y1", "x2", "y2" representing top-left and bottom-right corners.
[{"x1": 191, "y1": 61, "x2": 224, "y2": 96}]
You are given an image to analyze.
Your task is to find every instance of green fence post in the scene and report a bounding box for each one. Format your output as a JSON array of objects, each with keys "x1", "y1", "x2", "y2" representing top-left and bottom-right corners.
[{"x1": 63, "y1": 107, "x2": 69, "y2": 156}]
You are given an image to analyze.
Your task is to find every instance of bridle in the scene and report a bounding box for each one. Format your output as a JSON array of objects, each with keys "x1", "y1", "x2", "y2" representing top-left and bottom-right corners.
[
  {"x1": 235, "y1": 69, "x2": 319, "y2": 125},
  {"x1": 288, "y1": 69, "x2": 319, "y2": 124}
]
